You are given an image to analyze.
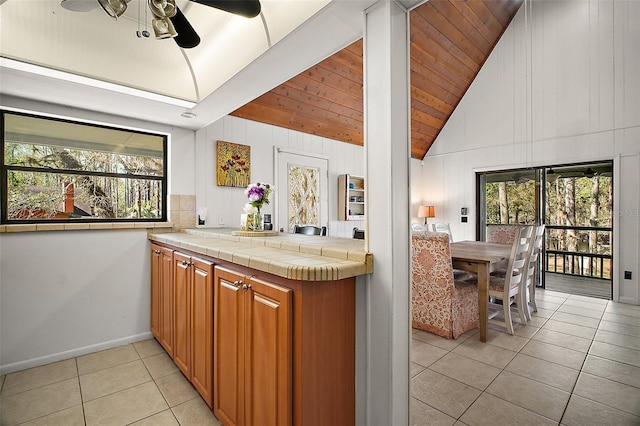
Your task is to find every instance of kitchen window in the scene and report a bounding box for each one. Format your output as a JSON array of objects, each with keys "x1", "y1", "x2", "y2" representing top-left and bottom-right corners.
[{"x1": 1, "y1": 110, "x2": 167, "y2": 223}]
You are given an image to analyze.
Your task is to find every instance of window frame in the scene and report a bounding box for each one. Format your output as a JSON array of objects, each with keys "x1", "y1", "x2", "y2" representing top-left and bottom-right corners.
[{"x1": 1, "y1": 109, "x2": 168, "y2": 224}]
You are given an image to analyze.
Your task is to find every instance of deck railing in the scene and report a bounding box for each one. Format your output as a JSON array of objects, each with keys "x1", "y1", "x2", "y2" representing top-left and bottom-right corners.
[{"x1": 544, "y1": 225, "x2": 612, "y2": 280}]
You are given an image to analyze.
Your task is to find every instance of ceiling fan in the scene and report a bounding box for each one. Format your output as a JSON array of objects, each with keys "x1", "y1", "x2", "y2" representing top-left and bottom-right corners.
[{"x1": 59, "y1": 0, "x2": 261, "y2": 49}]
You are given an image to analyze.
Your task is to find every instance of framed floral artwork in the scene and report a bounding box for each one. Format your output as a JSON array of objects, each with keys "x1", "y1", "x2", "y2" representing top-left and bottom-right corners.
[{"x1": 216, "y1": 140, "x2": 250, "y2": 187}]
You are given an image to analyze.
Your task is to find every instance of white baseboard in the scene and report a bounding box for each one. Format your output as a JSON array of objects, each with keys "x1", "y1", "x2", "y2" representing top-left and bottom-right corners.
[
  {"x1": 618, "y1": 296, "x2": 639, "y2": 306},
  {"x1": 0, "y1": 332, "x2": 153, "y2": 375}
]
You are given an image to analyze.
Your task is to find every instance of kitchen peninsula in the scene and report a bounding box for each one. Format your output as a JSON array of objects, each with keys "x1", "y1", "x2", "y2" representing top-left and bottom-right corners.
[{"x1": 148, "y1": 228, "x2": 372, "y2": 426}]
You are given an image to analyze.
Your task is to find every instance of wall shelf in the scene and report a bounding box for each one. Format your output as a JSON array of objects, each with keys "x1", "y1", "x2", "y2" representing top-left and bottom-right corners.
[{"x1": 338, "y1": 174, "x2": 365, "y2": 221}]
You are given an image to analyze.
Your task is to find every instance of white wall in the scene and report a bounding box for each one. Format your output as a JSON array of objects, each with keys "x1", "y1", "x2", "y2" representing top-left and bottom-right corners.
[
  {"x1": 414, "y1": 0, "x2": 640, "y2": 304},
  {"x1": 194, "y1": 115, "x2": 365, "y2": 238},
  {"x1": 0, "y1": 96, "x2": 196, "y2": 373},
  {"x1": 0, "y1": 230, "x2": 151, "y2": 371}
]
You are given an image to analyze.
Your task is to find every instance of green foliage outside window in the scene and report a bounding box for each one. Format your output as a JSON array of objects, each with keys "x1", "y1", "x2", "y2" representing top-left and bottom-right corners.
[{"x1": 2, "y1": 111, "x2": 166, "y2": 222}]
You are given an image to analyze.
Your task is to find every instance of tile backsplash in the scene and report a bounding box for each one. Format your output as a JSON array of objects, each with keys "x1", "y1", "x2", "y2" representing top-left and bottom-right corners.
[{"x1": 170, "y1": 194, "x2": 196, "y2": 229}]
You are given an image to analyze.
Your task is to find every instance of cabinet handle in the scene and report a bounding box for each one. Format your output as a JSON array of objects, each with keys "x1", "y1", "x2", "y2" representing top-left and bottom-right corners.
[
  {"x1": 233, "y1": 280, "x2": 243, "y2": 288},
  {"x1": 181, "y1": 260, "x2": 190, "y2": 266},
  {"x1": 242, "y1": 283, "x2": 252, "y2": 291},
  {"x1": 154, "y1": 250, "x2": 161, "y2": 254}
]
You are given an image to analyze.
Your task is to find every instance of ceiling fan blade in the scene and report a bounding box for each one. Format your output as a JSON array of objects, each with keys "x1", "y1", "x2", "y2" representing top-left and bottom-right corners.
[
  {"x1": 171, "y1": 7, "x2": 201, "y2": 49},
  {"x1": 190, "y1": 0, "x2": 261, "y2": 18}
]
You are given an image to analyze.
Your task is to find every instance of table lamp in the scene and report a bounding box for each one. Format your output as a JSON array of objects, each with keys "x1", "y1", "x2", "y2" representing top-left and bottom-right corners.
[{"x1": 418, "y1": 205, "x2": 435, "y2": 226}]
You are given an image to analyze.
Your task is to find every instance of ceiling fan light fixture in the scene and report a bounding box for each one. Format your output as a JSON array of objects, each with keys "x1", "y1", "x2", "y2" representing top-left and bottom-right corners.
[
  {"x1": 59, "y1": 0, "x2": 99, "y2": 12},
  {"x1": 97, "y1": 0, "x2": 128, "y2": 20},
  {"x1": 152, "y1": 17, "x2": 178, "y2": 39},
  {"x1": 149, "y1": 0, "x2": 177, "y2": 18}
]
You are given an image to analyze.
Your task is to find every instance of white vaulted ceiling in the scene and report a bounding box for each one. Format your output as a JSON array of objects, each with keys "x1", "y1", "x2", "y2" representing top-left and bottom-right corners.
[
  {"x1": 0, "y1": 0, "x2": 381, "y2": 129},
  {"x1": 1, "y1": 0, "x2": 329, "y2": 102}
]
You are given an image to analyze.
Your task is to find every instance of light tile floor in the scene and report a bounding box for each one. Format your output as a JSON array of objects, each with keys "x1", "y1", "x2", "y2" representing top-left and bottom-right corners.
[
  {"x1": 411, "y1": 289, "x2": 640, "y2": 426},
  {"x1": 0, "y1": 339, "x2": 221, "y2": 426},
  {"x1": 1, "y1": 289, "x2": 638, "y2": 425}
]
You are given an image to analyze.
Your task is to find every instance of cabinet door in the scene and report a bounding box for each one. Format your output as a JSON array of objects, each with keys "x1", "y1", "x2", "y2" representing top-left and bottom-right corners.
[
  {"x1": 214, "y1": 267, "x2": 245, "y2": 426},
  {"x1": 245, "y1": 277, "x2": 292, "y2": 426},
  {"x1": 159, "y1": 247, "x2": 174, "y2": 356},
  {"x1": 173, "y1": 252, "x2": 192, "y2": 377},
  {"x1": 150, "y1": 245, "x2": 162, "y2": 341},
  {"x1": 190, "y1": 257, "x2": 214, "y2": 408}
]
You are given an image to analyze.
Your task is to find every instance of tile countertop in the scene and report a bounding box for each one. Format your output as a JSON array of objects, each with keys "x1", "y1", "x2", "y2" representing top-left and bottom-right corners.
[{"x1": 148, "y1": 228, "x2": 373, "y2": 282}]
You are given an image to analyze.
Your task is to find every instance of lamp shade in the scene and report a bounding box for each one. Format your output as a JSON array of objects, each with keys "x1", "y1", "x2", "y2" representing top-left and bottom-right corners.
[{"x1": 418, "y1": 205, "x2": 435, "y2": 218}]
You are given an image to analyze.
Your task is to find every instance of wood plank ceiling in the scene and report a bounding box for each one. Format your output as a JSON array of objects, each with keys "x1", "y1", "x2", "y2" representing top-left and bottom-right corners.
[{"x1": 231, "y1": 0, "x2": 523, "y2": 160}]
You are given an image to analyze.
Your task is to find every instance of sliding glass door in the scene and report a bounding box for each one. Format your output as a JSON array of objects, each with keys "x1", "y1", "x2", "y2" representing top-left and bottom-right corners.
[
  {"x1": 477, "y1": 161, "x2": 613, "y2": 299},
  {"x1": 543, "y1": 163, "x2": 613, "y2": 298}
]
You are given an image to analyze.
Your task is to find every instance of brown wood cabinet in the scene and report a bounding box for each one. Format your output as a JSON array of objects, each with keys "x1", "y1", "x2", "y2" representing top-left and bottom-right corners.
[
  {"x1": 173, "y1": 251, "x2": 215, "y2": 408},
  {"x1": 151, "y1": 240, "x2": 357, "y2": 425},
  {"x1": 213, "y1": 266, "x2": 293, "y2": 426},
  {"x1": 150, "y1": 244, "x2": 174, "y2": 356}
]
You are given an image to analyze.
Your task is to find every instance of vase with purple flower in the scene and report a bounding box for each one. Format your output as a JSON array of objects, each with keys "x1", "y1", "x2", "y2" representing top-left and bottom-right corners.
[{"x1": 243, "y1": 182, "x2": 272, "y2": 231}]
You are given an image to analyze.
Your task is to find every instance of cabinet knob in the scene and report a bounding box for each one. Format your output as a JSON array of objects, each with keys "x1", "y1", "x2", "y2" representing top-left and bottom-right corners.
[
  {"x1": 154, "y1": 250, "x2": 161, "y2": 254},
  {"x1": 242, "y1": 283, "x2": 252, "y2": 291},
  {"x1": 233, "y1": 280, "x2": 243, "y2": 287}
]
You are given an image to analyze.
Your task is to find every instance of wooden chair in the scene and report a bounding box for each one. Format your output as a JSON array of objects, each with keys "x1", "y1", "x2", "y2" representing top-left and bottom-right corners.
[
  {"x1": 411, "y1": 231, "x2": 478, "y2": 339},
  {"x1": 352, "y1": 228, "x2": 365, "y2": 239},
  {"x1": 432, "y1": 222, "x2": 453, "y2": 242},
  {"x1": 486, "y1": 226, "x2": 533, "y2": 334},
  {"x1": 293, "y1": 225, "x2": 327, "y2": 236},
  {"x1": 522, "y1": 225, "x2": 545, "y2": 321}
]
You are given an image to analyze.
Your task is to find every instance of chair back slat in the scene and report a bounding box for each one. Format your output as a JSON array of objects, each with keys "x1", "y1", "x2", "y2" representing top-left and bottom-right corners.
[
  {"x1": 525, "y1": 225, "x2": 545, "y2": 287},
  {"x1": 504, "y1": 227, "x2": 533, "y2": 292}
]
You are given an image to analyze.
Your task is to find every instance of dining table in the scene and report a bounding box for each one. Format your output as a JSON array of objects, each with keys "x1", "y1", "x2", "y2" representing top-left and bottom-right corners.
[{"x1": 450, "y1": 240, "x2": 512, "y2": 342}]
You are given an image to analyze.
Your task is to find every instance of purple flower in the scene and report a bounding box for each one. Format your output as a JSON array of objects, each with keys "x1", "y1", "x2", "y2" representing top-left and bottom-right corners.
[
  {"x1": 247, "y1": 185, "x2": 265, "y2": 202},
  {"x1": 245, "y1": 183, "x2": 273, "y2": 211}
]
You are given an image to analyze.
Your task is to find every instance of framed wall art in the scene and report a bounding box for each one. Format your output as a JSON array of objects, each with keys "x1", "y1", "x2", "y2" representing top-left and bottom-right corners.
[{"x1": 216, "y1": 140, "x2": 250, "y2": 188}]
